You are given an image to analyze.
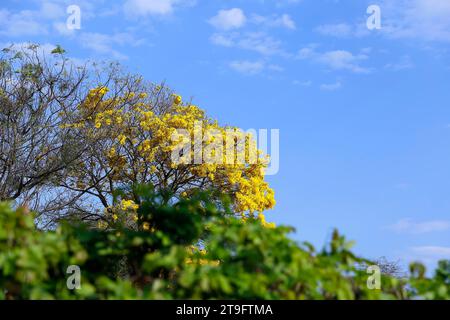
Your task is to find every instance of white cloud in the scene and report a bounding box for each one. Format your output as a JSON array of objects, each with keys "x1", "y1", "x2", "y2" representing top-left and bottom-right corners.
[
  {"x1": 209, "y1": 8, "x2": 246, "y2": 30},
  {"x1": 320, "y1": 81, "x2": 342, "y2": 91},
  {"x1": 252, "y1": 13, "x2": 296, "y2": 30},
  {"x1": 387, "y1": 218, "x2": 450, "y2": 234},
  {"x1": 53, "y1": 21, "x2": 75, "y2": 36},
  {"x1": 229, "y1": 60, "x2": 265, "y2": 75},
  {"x1": 238, "y1": 32, "x2": 283, "y2": 56},
  {"x1": 380, "y1": 0, "x2": 450, "y2": 42},
  {"x1": 0, "y1": 9, "x2": 48, "y2": 37},
  {"x1": 0, "y1": 1, "x2": 106, "y2": 37},
  {"x1": 267, "y1": 64, "x2": 284, "y2": 72},
  {"x1": 79, "y1": 32, "x2": 146, "y2": 60},
  {"x1": 228, "y1": 60, "x2": 282, "y2": 75},
  {"x1": 313, "y1": 1, "x2": 450, "y2": 43},
  {"x1": 297, "y1": 47, "x2": 316, "y2": 59},
  {"x1": 123, "y1": 0, "x2": 195, "y2": 17},
  {"x1": 314, "y1": 22, "x2": 369, "y2": 38},
  {"x1": 210, "y1": 34, "x2": 234, "y2": 47},
  {"x1": 411, "y1": 246, "x2": 450, "y2": 257},
  {"x1": 319, "y1": 50, "x2": 370, "y2": 73},
  {"x1": 124, "y1": 0, "x2": 172, "y2": 16},
  {"x1": 211, "y1": 32, "x2": 284, "y2": 56},
  {"x1": 277, "y1": 14, "x2": 296, "y2": 30},
  {"x1": 40, "y1": 1, "x2": 65, "y2": 19},
  {"x1": 297, "y1": 47, "x2": 371, "y2": 74},
  {"x1": 384, "y1": 55, "x2": 414, "y2": 71}
]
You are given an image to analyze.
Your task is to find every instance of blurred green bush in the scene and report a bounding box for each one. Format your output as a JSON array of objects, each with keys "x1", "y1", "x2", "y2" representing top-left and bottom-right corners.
[{"x1": 0, "y1": 186, "x2": 448, "y2": 300}]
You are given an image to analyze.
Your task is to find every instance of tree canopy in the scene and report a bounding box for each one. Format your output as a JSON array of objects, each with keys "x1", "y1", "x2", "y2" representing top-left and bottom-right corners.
[
  {"x1": 0, "y1": 44, "x2": 274, "y2": 229},
  {"x1": 0, "y1": 44, "x2": 448, "y2": 301}
]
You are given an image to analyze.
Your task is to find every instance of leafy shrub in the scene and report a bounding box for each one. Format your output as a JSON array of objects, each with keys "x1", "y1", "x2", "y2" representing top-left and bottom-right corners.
[{"x1": 0, "y1": 186, "x2": 448, "y2": 300}]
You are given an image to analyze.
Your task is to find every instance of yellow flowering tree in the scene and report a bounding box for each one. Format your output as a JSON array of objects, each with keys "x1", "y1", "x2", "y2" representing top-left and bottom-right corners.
[
  {"x1": 0, "y1": 44, "x2": 274, "y2": 229},
  {"x1": 60, "y1": 80, "x2": 275, "y2": 226}
]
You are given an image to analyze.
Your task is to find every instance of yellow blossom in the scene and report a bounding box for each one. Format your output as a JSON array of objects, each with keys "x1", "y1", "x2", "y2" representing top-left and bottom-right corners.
[
  {"x1": 173, "y1": 94, "x2": 182, "y2": 105},
  {"x1": 258, "y1": 213, "x2": 276, "y2": 229},
  {"x1": 120, "y1": 199, "x2": 139, "y2": 211},
  {"x1": 118, "y1": 134, "x2": 127, "y2": 145},
  {"x1": 107, "y1": 147, "x2": 116, "y2": 158},
  {"x1": 67, "y1": 85, "x2": 275, "y2": 217}
]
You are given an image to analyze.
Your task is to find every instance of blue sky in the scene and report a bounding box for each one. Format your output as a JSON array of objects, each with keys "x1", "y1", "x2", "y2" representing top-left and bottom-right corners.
[{"x1": 1, "y1": 0, "x2": 450, "y2": 272}]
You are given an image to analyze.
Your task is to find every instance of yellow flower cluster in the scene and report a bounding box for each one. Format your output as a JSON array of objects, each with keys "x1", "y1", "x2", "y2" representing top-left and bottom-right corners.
[
  {"x1": 73, "y1": 86, "x2": 276, "y2": 225},
  {"x1": 173, "y1": 94, "x2": 182, "y2": 105},
  {"x1": 258, "y1": 213, "x2": 276, "y2": 229},
  {"x1": 95, "y1": 109, "x2": 124, "y2": 128},
  {"x1": 82, "y1": 87, "x2": 109, "y2": 110},
  {"x1": 118, "y1": 134, "x2": 127, "y2": 145},
  {"x1": 120, "y1": 199, "x2": 139, "y2": 211}
]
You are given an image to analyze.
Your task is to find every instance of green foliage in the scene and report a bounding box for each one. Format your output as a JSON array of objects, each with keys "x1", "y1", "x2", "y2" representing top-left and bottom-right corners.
[
  {"x1": 51, "y1": 45, "x2": 66, "y2": 55},
  {"x1": 0, "y1": 187, "x2": 448, "y2": 300},
  {"x1": 409, "y1": 260, "x2": 450, "y2": 299}
]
